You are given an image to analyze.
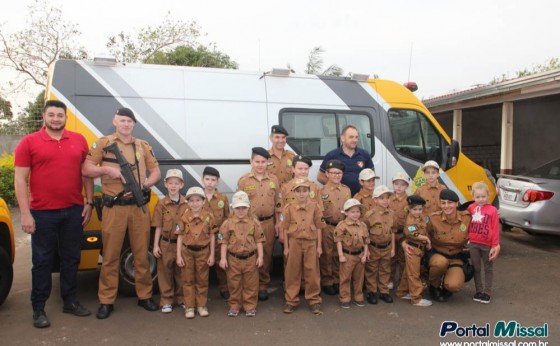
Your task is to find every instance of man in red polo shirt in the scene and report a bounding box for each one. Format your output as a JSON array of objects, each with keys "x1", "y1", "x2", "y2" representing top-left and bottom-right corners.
[{"x1": 14, "y1": 100, "x2": 94, "y2": 328}]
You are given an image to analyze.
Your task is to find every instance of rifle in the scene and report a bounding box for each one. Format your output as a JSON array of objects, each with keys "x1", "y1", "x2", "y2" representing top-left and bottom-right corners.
[{"x1": 103, "y1": 142, "x2": 148, "y2": 213}]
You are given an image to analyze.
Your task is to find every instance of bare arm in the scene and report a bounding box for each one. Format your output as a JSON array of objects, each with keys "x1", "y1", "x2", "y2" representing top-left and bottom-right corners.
[
  {"x1": 143, "y1": 166, "x2": 161, "y2": 189},
  {"x1": 14, "y1": 166, "x2": 34, "y2": 234},
  {"x1": 317, "y1": 170, "x2": 328, "y2": 185},
  {"x1": 82, "y1": 176, "x2": 94, "y2": 226},
  {"x1": 82, "y1": 158, "x2": 121, "y2": 179}
]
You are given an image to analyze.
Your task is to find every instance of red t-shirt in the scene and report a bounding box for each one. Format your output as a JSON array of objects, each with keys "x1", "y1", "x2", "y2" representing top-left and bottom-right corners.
[
  {"x1": 467, "y1": 203, "x2": 500, "y2": 247},
  {"x1": 15, "y1": 127, "x2": 89, "y2": 210}
]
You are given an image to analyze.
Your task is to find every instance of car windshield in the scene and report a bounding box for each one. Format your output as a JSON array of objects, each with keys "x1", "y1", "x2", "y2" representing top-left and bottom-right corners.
[{"x1": 524, "y1": 159, "x2": 560, "y2": 180}]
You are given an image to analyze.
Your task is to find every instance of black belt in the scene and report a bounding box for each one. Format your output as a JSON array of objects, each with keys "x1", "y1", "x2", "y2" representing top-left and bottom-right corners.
[
  {"x1": 258, "y1": 214, "x2": 274, "y2": 222},
  {"x1": 160, "y1": 236, "x2": 177, "y2": 244},
  {"x1": 228, "y1": 251, "x2": 256, "y2": 260},
  {"x1": 407, "y1": 241, "x2": 425, "y2": 251},
  {"x1": 102, "y1": 194, "x2": 137, "y2": 206},
  {"x1": 369, "y1": 241, "x2": 392, "y2": 249},
  {"x1": 325, "y1": 220, "x2": 340, "y2": 227},
  {"x1": 184, "y1": 244, "x2": 209, "y2": 251},
  {"x1": 342, "y1": 248, "x2": 363, "y2": 256}
]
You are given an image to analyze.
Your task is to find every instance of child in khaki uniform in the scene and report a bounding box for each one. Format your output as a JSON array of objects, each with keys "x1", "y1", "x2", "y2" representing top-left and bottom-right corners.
[
  {"x1": 219, "y1": 191, "x2": 265, "y2": 317},
  {"x1": 319, "y1": 160, "x2": 351, "y2": 296},
  {"x1": 388, "y1": 172, "x2": 411, "y2": 289},
  {"x1": 414, "y1": 161, "x2": 446, "y2": 216},
  {"x1": 176, "y1": 187, "x2": 217, "y2": 319},
  {"x1": 201, "y1": 166, "x2": 230, "y2": 300},
  {"x1": 396, "y1": 195, "x2": 433, "y2": 307},
  {"x1": 364, "y1": 185, "x2": 396, "y2": 304},
  {"x1": 152, "y1": 169, "x2": 189, "y2": 313},
  {"x1": 353, "y1": 168, "x2": 378, "y2": 219},
  {"x1": 335, "y1": 199, "x2": 369, "y2": 309},
  {"x1": 282, "y1": 178, "x2": 325, "y2": 315}
]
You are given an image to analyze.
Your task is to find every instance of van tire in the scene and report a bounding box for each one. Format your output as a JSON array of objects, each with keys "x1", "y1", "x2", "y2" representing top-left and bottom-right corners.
[
  {"x1": 0, "y1": 247, "x2": 13, "y2": 306},
  {"x1": 118, "y1": 234, "x2": 159, "y2": 296}
]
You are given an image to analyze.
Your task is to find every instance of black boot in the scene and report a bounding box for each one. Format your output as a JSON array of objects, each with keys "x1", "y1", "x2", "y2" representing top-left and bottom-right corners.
[{"x1": 366, "y1": 292, "x2": 378, "y2": 304}]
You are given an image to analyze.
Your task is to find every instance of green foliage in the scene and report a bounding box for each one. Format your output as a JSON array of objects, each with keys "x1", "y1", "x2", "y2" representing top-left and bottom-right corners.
[
  {"x1": 0, "y1": 153, "x2": 15, "y2": 206},
  {"x1": 0, "y1": 91, "x2": 43, "y2": 135},
  {"x1": 489, "y1": 57, "x2": 560, "y2": 85},
  {"x1": 303, "y1": 46, "x2": 344, "y2": 76},
  {"x1": 144, "y1": 44, "x2": 238, "y2": 69},
  {"x1": 0, "y1": 96, "x2": 13, "y2": 121}
]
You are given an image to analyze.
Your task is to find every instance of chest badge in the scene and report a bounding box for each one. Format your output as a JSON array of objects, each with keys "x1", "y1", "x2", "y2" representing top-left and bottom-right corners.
[
  {"x1": 460, "y1": 224, "x2": 467, "y2": 232},
  {"x1": 218, "y1": 200, "x2": 224, "y2": 209}
]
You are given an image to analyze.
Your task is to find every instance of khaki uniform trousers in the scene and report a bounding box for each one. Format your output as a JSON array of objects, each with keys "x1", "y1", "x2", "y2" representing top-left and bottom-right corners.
[
  {"x1": 391, "y1": 233, "x2": 406, "y2": 284},
  {"x1": 99, "y1": 205, "x2": 152, "y2": 304},
  {"x1": 319, "y1": 224, "x2": 339, "y2": 286},
  {"x1": 180, "y1": 246, "x2": 210, "y2": 308},
  {"x1": 428, "y1": 253, "x2": 465, "y2": 293},
  {"x1": 259, "y1": 218, "x2": 275, "y2": 290},
  {"x1": 226, "y1": 253, "x2": 259, "y2": 311},
  {"x1": 365, "y1": 245, "x2": 392, "y2": 294},
  {"x1": 339, "y1": 254, "x2": 365, "y2": 303},
  {"x1": 215, "y1": 241, "x2": 228, "y2": 293},
  {"x1": 284, "y1": 238, "x2": 321, "y2": 306},
  {"x1": 156, "y1": 240, "x2": 183, "y2": 306},
  {"x1": 396, "y1": 247, "x2": 424, "y2": 304}
]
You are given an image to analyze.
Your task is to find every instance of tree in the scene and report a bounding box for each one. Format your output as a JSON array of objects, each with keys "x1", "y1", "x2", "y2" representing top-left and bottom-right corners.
[
  {"x1": 303, "y1": 46, "x2": 344, "y2": 76},
  {"x1": 489, "y1": 57, "x2": 560, "y2": 85},
  {"x1": 106, "y1": 13, "x2": 201, "y2": 64},
  {"x1": 0, "y1": 0, "x2": 86, "y2": 89},
  {"x1": 0, "y1": 96, "x2": 12, "y2": 121},
  {"x1": 0, "y1": 91, "x2": 44, "y2": 135},
  {"x1": 144, "y1": 44, "x2": 238, "y2": 69}
]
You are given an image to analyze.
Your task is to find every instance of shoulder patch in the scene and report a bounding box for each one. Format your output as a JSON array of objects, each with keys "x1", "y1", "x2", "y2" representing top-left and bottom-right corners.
[
  {"x1": 217, "y1": 233, "x2": 224, "y2": 241},
  {"x1": 407, "y1": 225, "x2": 417, "y2": 232},
  {"x1": 218, "y1": 200, "x2": 224, "y2": 209},
  {"x1": 269, "y1": 181, "x2": 276, "y2": 189},
  {"x1": 309, "y1": 191, "x2": 315, "y2": 199}
]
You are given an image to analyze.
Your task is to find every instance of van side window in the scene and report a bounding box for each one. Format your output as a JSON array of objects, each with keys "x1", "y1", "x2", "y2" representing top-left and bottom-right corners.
[
  {"x1": 281, "y1": 110, "x2": 373, "y2": 158},
  {"x1": 388, "y1": 109, "x2": 443, "y2": 164}
]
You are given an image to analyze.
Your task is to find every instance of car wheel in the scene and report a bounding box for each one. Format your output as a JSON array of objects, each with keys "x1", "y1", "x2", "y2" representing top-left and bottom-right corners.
[
  {"x1": 0, "y1": 247, "x2": 13, "y2": 306},
  {"x1": 118, "y1": 235, "x2": 159, "y2": 296}
]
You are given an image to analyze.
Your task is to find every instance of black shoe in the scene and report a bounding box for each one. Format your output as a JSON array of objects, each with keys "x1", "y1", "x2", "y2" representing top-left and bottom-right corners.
[
  {"x1": 96, "y1": 304, "x2": 114, "y2": 319},
  {"x1": 379, "y1": 293, "x2": 393, "y2": 303},
  {"x1": 332, "y1": 284, "x2": 340, "y2": 294},
  {"x1": 366, "y1": 292, "x2": 378, "y2": 305},
  {"x1": 33, "y1": 310, "x2": 50, "y2": 328},
  {"x1": 322, "y1": 285, "x2": 336, "y2": 296},
  {"x1": 138, "y1": 298, "x2": 158, "y2": 311},
  {"x1": 258, "y1": 290, "x2": 269, "y2": 301},
  {"x1": 63, "y1": 301, "x2": 91, "y2": 316},
  {"x1": 429, "y1": 285, "x2": 446, "y2": 302},
  {"x1": 220, "y1": 291, "x2": 230, "y2": 300},
  {"x1": 441, "y1": 288, "x2": 453, "y2": 299}
]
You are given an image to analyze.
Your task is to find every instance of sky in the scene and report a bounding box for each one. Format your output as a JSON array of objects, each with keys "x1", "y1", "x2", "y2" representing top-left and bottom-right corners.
[{"x1": 2, "y1": 0, "x2": 560, "y2": 107}]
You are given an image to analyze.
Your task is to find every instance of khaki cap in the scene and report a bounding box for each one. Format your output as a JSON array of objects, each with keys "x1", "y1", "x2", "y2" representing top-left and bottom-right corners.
[
  {"x1": 343, "y1": 198, "x2": 364, "y2": 212},
  {"x1": 392, "y1": 171, "x2": 410, "y2": 184},
  {"x1": 186, "y1": 186, "x2": 205, "y2": 200},
  {"x1": 422, "y1": 160, "x2": 440, "y2": 171},
  {"x1": 291, "y1": 178, "x2": 311, "y2": 191},
  {"x1": 165, "y1": 169, "x2": 184, "y2": 181},
  {"x1": 373, "y1": 185, "x2": 393, "y2": 198},
  {"x1": 359, "y1": 168, "x2": 378, "y2": 181},
  {"x1": 231, "y1": 191, "x2": 250, "y2": 208}
]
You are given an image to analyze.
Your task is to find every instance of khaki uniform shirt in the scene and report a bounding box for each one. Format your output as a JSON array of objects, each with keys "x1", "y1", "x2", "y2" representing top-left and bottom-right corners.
[
  {"x1": 177, "y1": 209, "x2": 217, "y2": 247},
  {"x1": 334, "y1": 219, "x2": 370, "y2": 252},
  {"x1": 353, "y1": 189, "x2": 376, "y2": 218},
  {"x1": 267, "y1": 149, "x2": 295, "y2": 186},
  {"x1": 87, "y1": 133, "x2": 158, "y2": 196},
  {"x1": 203, "y1": 190, "x2": 229, "y2": 226},
  {"x1": 279, "y1": 178, "x2": 323, "y2": 211},
  {"x1": 403, "y1": 214, "x2": 429, "y2": 245},
  {"x1": 389, "y1": 193, "x2": 409, "y2": 232},
  {"x1": 320, "y1": 182, "x2": 351, "y2": 224},
  {"x1": 151, "y1": 195, "x2": 189, "y2": 240},
  {"x1": 415, "y1": 182, "x2": 446, "y2": 215},
  {"x1": 218, "y1": 215, "x2": 265, "y2": 255},
  {"x1": 427, "y1": 211, "x2": 471, "y2": 256},
  {"x1": 237, "y1": 171, "x2": 280, "y2": 218},
  {"x1": 364, "y1": 205, "x2": 395, "y2": 244},
  {"x1": 282, "y1": 201, "x2": 326, "y2": 240}
]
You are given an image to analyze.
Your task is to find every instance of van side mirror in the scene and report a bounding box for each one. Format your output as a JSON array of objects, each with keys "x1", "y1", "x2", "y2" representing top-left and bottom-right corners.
[{"x1": 443, "y1": 139, "x2": 460, "y2": 170}]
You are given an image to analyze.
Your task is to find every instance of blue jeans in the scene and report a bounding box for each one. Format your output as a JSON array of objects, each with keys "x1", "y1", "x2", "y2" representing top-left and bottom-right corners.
[{"x1": 30, "y1": 205, "x2": 83, "y2": 311}]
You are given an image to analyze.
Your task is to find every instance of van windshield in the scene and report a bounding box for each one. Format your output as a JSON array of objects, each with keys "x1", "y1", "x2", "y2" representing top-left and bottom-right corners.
[{"x1": 387, "y1": 109, "x2": 443, "y2": 164}]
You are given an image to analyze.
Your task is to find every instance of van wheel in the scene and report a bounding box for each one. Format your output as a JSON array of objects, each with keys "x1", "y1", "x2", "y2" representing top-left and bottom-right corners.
[
  {"x1": 118, "y1": 235, "x2": 158, "y2": 296},
  {"x1": 0, "y1": 247, "x2": 13, "y2": 306}
]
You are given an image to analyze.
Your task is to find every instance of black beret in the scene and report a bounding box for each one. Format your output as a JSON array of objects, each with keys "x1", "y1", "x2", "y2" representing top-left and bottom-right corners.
[
  {"x1": 116, "y1": 107, "x2": 136, "y2": 122},
  {"x1": 251, "y1": 147, "x2": 271, "y2": 159},
  {"x1": 271, "y1": 125, "x2": 289, "y2": 136},
  {"x1": 293, "y1": 155, "x2": 312, "y2": 167},
  {"x1": 440, "y1": 189, "x2": 459, "y2": 202},
  {"x1": 203, "y1": 166, "x2": 220, "y2": 178},
  {"x1": 407, "y1": 195, "x2": 426, "y2": 206},
  {"x1": 326, "y1": 159, "x2": 345, "y2": 172}
]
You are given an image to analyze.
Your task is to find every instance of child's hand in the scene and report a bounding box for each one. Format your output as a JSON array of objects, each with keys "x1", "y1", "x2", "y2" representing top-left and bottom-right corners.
[
  {"x1": 283, "y1": 247, "x2": 289, "y2": 258},
  {"x1": 489, "y1": 244, "x2": 501, "y2": 261},
  {"x1": 339, "y1": 254, "x2": 347, "y2": 263},
  {"x1": 390, "y1": 248, "x2": 395, "y2": 258},
  {"x1": 402, "y1": 242, "x2": 413, "y2": 260},
  {"x1": 256, "y1": 256, "x2": 264, "y2": 268},
  {"x1": 316, "y1": 246, "x2": 323, "y2": 258},
  {"x1": 152, "y1": 246, "x2": 161, "y2": 258},
  {"x1": 275, "y1": 224, "x2": 281, "y2": 238},
  {"x1": 219, "y1": 258, "x2": 228, "y2": 270},
  {"x1": 176, "y1": 256, "x2": 185, "y2": 268},
  {"x1": 207, "y1": 256, "x2": 215, "y2": 267},
  {"x1": 361, "y1": 254, "x2": 367, "y2": 264},
  {"x1": 426, "y1": 239, "x2": 432, "y2": 250},
  {"x1": 278, "y1": 230, "x2": 284, "y2": 244}
]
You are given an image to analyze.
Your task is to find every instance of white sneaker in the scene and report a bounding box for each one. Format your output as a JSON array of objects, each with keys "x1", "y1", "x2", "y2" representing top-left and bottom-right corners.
[
  {"x1": 185, "y1": 308, "x2": 195, "y2": 319},
  {"x1": 161, "y1": 304, "x2": 173, "y2": 313},
  {"x1": 400, "y1": 293, "x2": 411, "y2": 300},
  {"x1": 197, "y1": 306, "x2": 209, "y2": 317},
  {"x1": 413, "y1": 299, "x2": 432, "y2": 307}
]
